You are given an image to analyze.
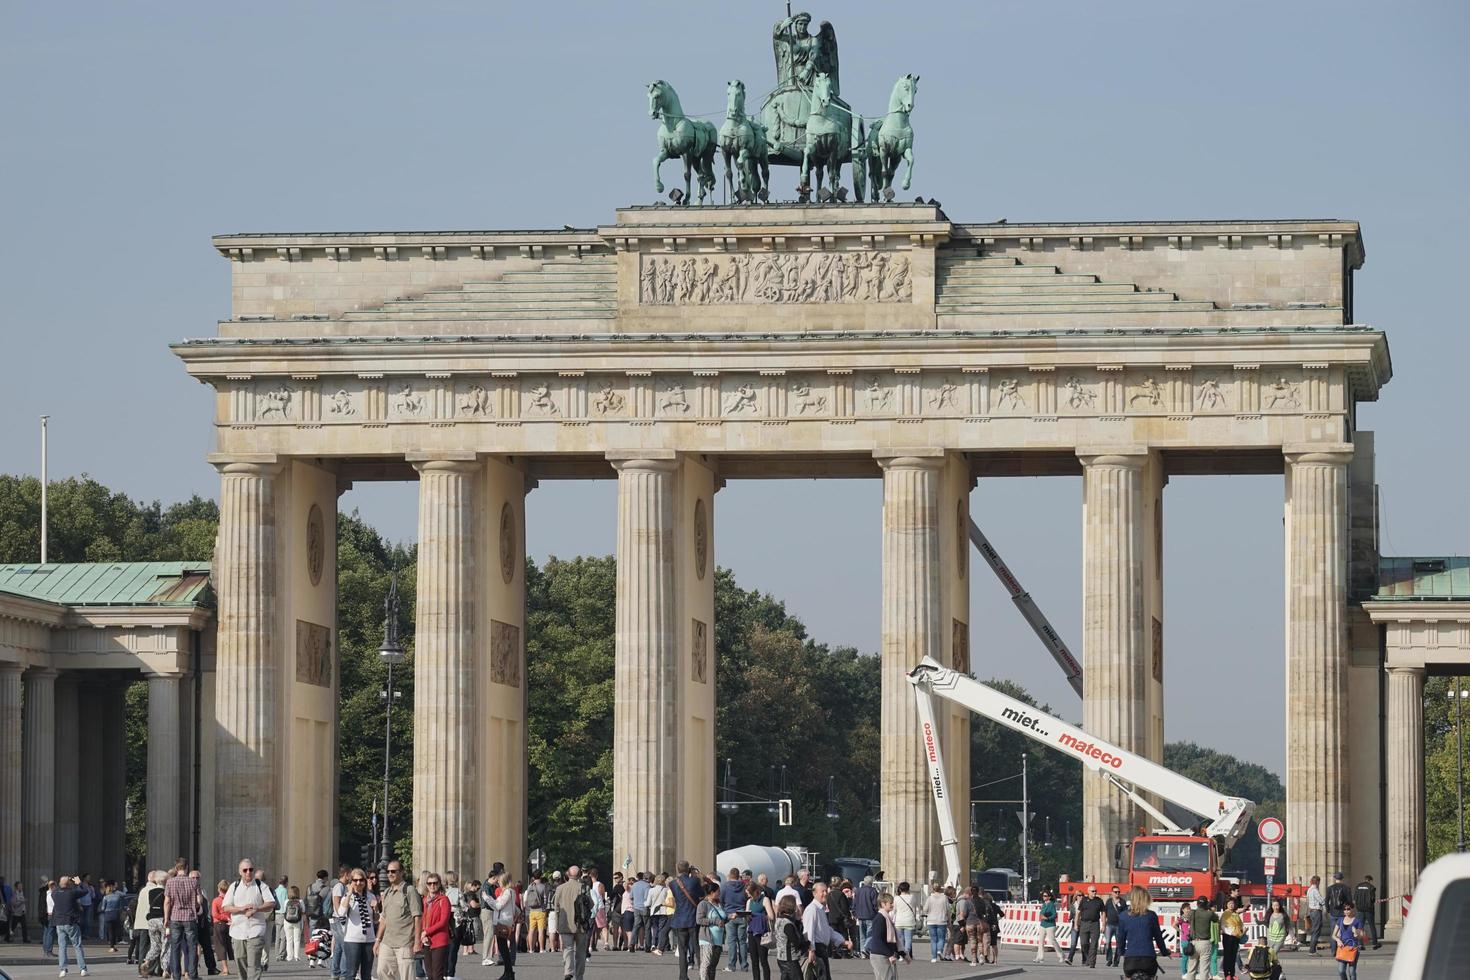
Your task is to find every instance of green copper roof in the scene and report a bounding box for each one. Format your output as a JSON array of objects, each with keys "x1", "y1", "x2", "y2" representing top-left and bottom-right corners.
[
  {"x1": 1376, "y1": 557, "x2": 1470, "y2": 600},
  {"x1": 0, "y1": 562, "x2": 212, "y2": 607}
]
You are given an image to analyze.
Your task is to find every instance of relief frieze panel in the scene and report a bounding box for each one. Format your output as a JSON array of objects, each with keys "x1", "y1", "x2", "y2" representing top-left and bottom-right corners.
[{"x1": 638, "y1": 250, "x2": 913, "y2": 306}]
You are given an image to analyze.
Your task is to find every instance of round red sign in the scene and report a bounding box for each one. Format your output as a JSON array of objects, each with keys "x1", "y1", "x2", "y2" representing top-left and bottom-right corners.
[{"x1": 1257, "y1": 816, "x2": 1285, "y2": 844}]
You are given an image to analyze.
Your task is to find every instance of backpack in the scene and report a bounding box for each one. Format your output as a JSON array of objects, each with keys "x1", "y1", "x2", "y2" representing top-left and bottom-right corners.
[
  {"x1": 286, "y1": 900, "x2": 302, "y2": 924},
  {"x1": 306, "y1": 885, "x2": 324, "y2": 918},
  {"x1": 574, "y1": 888, "x2": 594, "y2": 930},
  {"x1": 1245, "y1": 944, "x2": 1273, "y2": 979}
]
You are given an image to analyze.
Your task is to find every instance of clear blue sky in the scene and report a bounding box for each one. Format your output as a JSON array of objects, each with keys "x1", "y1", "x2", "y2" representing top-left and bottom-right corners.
[{"x1": 3, "y1": 1, "x2": 1467, "y2": 774}]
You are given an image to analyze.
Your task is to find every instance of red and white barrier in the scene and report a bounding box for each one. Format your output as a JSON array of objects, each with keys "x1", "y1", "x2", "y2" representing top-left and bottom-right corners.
[{"x1": 995, "y1": 903, "x2": 1272, "y2": 950}]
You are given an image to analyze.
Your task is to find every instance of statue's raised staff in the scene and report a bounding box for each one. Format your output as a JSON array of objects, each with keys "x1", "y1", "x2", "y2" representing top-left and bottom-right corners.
[
  {"x1": 867, "y1": 73, "x2": 918, "y2": 201},
  {"x1": 649, "y1": 79, "x2": 717, "y2": 205},
  {"x1": 719, "y1": 79, "x2": 771, "y2": 203}
]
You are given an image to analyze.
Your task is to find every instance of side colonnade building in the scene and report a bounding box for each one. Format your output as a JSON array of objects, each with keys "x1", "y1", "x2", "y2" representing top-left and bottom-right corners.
[{"x1": 168, "y1": 206, "x2": 1401, "y2": 903}]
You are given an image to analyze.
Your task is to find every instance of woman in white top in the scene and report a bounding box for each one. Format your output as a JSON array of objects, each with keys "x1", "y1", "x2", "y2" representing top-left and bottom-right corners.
[
  {"x1": 493, "y1": 873, "x2": 519, "y2": 979},
  {"x1": 890, "y1": 882, "x2": 920, "y2": 963},
  {"x1": 921, "y1": 884, "x2": 951, "y2": 964},
  {"x1": 334, "y1": 868, "x2": 376, "y2": 980},
  {"x1": 647, "y1": 874, "x2": 672, "y2": 955}
]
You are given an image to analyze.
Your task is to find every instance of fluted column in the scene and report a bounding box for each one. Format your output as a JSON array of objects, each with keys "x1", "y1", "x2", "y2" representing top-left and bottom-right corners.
[
  {"x1": 1284, "y1": 446, "x2": 1352, "y2": 884},
  {"x1": 1384, "y1": 665, "x2": 1424, "y2": 933},
  {"x1": 1079, "y1": 451, "x2": 1149, "y2": 881},
  {"x1": 22, "y1": 668, "x2": 57, "y2": 921},
  {"x1": 877, "y1": 453, "x2": 944, "y2": 887},
  {"x1": 147, "y1": 673, "x2": 184, "y2": 869},
  {"x1": 610, "y1": 454, "x2": 680, "y2": 874},
  {"x1": 0, "y1": 663, "x2": 22, "y2": 887},
  {"x1": 412, "y1": 457, "x2": 479, "y2": 877},
  {"x1": 54, "y1": 677, "x2": 80, "y2": 871},
  {"x1": 213, "y1": 459, "x2": 282, "y2": 876}
]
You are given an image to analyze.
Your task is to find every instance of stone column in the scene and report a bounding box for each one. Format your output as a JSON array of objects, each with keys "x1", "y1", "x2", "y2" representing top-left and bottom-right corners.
[
  {"x1": 1284, "y1": 446, "x2": 1352, "y2": 884},
  {"x1": 877, "y1": 452, "x2": 944, "y2": 887},
  {"x1": 0, "y1": 663, "x2": 22, "y2": 887},
  {"x1": 148, "y1": 673, "x2": 184, "y2": 869},
  {"x1": 1078, "y1": 450, "x2": 1150, "y2": 881},
  {"x1": 54, "y1": 677, "x2": 80, "y2": 872},
  {"x1": 22, "y1": 668, "x2": 57, "y2": 920},
  {"x1": 610, "y1": 454, "x2": 680, "y2": 875},
  {"x1": 411, "y1": 456, "x2": 480, "y2": 877},
  {"x1": 213, "y1": 458, "x2": 282, "y2": 876},
  {"x1": 1384, "y1": 665, "x2": 1424, "y2": 934}
]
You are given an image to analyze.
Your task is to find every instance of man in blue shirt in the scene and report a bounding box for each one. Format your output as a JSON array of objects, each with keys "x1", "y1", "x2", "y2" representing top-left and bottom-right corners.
[
  {"x1": 719, "y1": 868, "x2": 748, "y2": 972},
  {"x1": 851, "y1": 877, "x2": 878, "y2": 958},
  {"x1": 669, "y1": 862, "x2": 702, "y2": 980},
  {"x1": 629, "y1": 873, "x2": 652, "y2": 953}
]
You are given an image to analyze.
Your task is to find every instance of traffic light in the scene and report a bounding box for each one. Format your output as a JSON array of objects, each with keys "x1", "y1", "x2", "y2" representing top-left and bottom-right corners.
[
  {"x1": 778, "y1": 799, "x2": 793, "y2": 827},
  {"x1": 359, "y1": 844, "x2": 373, "y2": 868}
]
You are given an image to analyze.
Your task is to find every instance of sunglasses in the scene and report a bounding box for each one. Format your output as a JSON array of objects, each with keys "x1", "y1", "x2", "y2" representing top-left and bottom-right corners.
[
  {"x1": 388, "y1": 869, "x2": 402, "y2": 876},
  {"x1": 351, "y1": 877, "x2": 367, "y2": 883},
  {"x1": 241, "y1": 869, "x2": 254, "y2": 873}
]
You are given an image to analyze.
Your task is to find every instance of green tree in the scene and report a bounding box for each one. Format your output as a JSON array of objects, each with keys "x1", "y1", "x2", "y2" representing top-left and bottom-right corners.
[
  {"x1": 1164, "y1": 741, "x2": 1286, "y2": 874},
  {"x1": 1426, "y1": 675, "x2": 1468, "y2": 862},
  {"x1": 0, "y1": 474, "x2": 217, "y2": 564}
]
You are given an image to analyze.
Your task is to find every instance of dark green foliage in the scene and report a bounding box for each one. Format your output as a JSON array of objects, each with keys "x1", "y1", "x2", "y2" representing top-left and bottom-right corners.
[{"x1": 0, "y1": 474, "x2": 217, "y2": 564}]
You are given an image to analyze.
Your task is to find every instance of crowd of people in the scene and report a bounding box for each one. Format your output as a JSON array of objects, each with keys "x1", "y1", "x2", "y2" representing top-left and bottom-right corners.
[{"x1": 0, "y1": 861, "x2": 1379, "y2": 980}]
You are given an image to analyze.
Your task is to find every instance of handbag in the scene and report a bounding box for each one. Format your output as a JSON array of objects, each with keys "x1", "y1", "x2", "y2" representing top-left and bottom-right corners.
[
  {"x1": 1182, "y1": 942, "x2": 1196, "y2": 957},
  {"x1": 1334, "y1": 945, "x2": 1358, "y2": 963}
]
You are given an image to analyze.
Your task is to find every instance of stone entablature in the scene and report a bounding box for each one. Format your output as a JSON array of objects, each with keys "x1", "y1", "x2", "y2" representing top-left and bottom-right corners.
[{"x1": 0, "y1": 593, "x2": 211, "y2": 676}]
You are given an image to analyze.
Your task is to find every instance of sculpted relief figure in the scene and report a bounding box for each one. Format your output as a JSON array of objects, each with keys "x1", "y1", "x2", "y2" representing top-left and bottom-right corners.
[
  {"x1": 527, "y1": 382, "x2": 559, "y2": 415},
  {"x1": 931, "y1": 378, "x2": 959, "y2": 411},
  {"x1": 328, "y1": 388, "x2": 355, "y2": 416},
  {"x1": 396, "y1": 384, "x2": 424, "y2": 416},
  {"x1": 258, "y1": 384, "x2": 291, "y2": 419},
  {"x1": 593, "y1": 381, "x2": 626, "y2": 415},
  {"x1": 1265, "y1": 377, "x2": 1301, "y2": 409},
  {"x1": 724, "y1": 382, "x2": 759, "y2": 415},
  {"x1": 791, "y1": 381, "x2": 828, "y2": 414},
  {"x1": 996, "y1": 378, "x2": 1026, "y2": 412},
  {"x1": 865, "y1": 376, "x2": 893, "y2": 413},
  {"x1": 1063, "y1": 376, "x2": 1095, "y2": 410},
  {"x1": 1129, "y1": 377, "x2": 1163, "y2": 407},
  {"x1": 1197, "y1": 378, "x2": 1226, "y2": 409},
  {"x1": 639, "y1": 252, "x2": 912, "y2": 306},
  {"x1": 659, "y1": 382, "x2": 691, "y2": 414},
  {"x1": 459, "y1": 383, "x2": 490, "y2": 417}
]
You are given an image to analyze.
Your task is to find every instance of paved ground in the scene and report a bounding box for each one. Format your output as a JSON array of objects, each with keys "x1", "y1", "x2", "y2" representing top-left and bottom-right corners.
[{"x1": 0, "y1": 942, "x2": 1396, "y2": 980}]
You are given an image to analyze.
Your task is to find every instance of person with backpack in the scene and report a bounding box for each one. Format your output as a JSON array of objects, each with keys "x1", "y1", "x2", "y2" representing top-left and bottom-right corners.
[
  {"x1": 282, "y1": 887, "x2": 306, "y2": 962},
  {"x1": 745, "y1": 881, "x2": 775, "y2": 980},
  {"x1": 863, "y1": 893, "x2": 899, "y2": 980},
  {"x1": 771, "y1": 896, "x2": 806, "y2": 980},
  {"x1": 552, "y1": 866, "x2": 590, "y2": 980},
  {"x1": 1330, "y1": 901, "x2": 1366, "y2": 980},
  {"x1": 305, "y1": 873, "x2": 330, "y2": 933}
]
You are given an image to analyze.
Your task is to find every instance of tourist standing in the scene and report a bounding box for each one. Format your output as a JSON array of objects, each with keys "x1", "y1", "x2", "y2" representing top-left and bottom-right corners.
[
  {"x1": 163, "y1": 860, "x2": 205, "y2": 980},
  {"x1": 1352, "y1": 875, "x2": 1380, "y2": 950},
  {"x1": 135, "y1": 871, "x2": 164, "y2": 976},
  {"x1": 222, "y1": 860, "x2": 276, "y2": 980},
  {"x1": 746, "y1": 882, "x2": 775, "y2": 980},
  {"x1": 922, "y1": 883, "x2": 949, "y2": 964},
  {"x1": 270, "y1": 877, "x2": 288, "y2": 962},
  {"x1": 9, "y1": 876, "x2": 28, "y2": 944},
  {"x1": 696, "y1": 882, "x2": 728, "y2": 980},
  {"x1": 546, "y1": 871, "x2": 563, "y2": 954},
  {"x1": 553, "y1": 865, "x2": 589, "y2": 980},
  {"x1": 332, "y1": 868, "x2": 375, "y2": 980},
  {"x1": 523, "y1": 872, "x2": 548, "y2": 954},
  {"x1": 1185, "y1": 897, "x2": 1217, "y2": 980},
  {"x1": 719, "y1": 868, "x2": 748, "y2": 971},
  {"x1": 1219, "y1": 900, "x2": 1243, "y2": 980},
  {"x1": 374, "y1": 860, "x2": 421, "y2": 980},
  {"x1": 328, "y1": 866, "x2": 351, "y2": 980},
  {"x1": 851, "y1": 877, "x2": 877, "y2": 956},
  {"x1": 772, "y1": 897, "x2": 805, "y2": 980},
  {"x1": 1033, "y1": 889, "x2": 1064, "y2": 964},
  {"x1": 773, "y1": 878, "x2": 801, "y2": 916},
  {"x1": 1115, "y1": 886, "x2": 1170, "y2": 978},
  {"x1": 1329, "y1": 901, "x2": 1365, "y2": 980},
  {"x1": 670, "y1": 861, "x2": 702, "y2": 980},
  {"x1": 1103, "y1": 887, "x2": 1127, "y2": 968},
  {"x1": 421, "y1": 874, "x2": 452, "y2": 980},
  {"x1": 863, "y1": 893, "x2": 898, "y2": 980},
  {"x1": 492, "y1": 872, "x2": 519, "y2": 979},
  {"x1": 1304, "y1": 876, "x2": 1324, "y2": 955},
  {"x1": 889, "y1": 883, "x2": 916, "y2": 964},
  {"x1": 100, "y1": 881, "x2": 126, "y2": 951},
  {"x1": 211, "y1": 882, "x2": 233, "y2": 975},
  {"x1": 629, "y1": 871, "x2": 651, "y2": 952},
  {"x1": 647, "y1": 873, "x2": 671, "y2": 955},
  {"x1": 1265, "y1": 899, "x2": 1289, "y2": 957},
  {"x1": 1073, "y1": 885, "x2": 1105, "y2": 968},
  {"x1": 53, "y1": 875, "x2": 89, "y2": 977},
  {"x1": 801, "y1": 881, "x2": 844, "y2": 980}
]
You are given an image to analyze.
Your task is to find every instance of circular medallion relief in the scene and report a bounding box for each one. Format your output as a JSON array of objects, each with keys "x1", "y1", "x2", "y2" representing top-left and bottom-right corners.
[
  {"x1": 694, "y1": 498, "x2": 708, "y2": 580},
  {"x1": 956, "y1": 499, "x2": 967, "y2": 580},
  {"x1": 306, "y1": 503, "x2": 325, "y2": 587},
  {"x1": 499, "y1": 502, "x2": 516, "y2": 584}
]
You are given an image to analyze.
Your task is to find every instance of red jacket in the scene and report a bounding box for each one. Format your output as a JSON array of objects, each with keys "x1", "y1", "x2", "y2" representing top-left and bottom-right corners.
[{"x1": 422, "y1": 893, "x2": 452, "y2": 949}]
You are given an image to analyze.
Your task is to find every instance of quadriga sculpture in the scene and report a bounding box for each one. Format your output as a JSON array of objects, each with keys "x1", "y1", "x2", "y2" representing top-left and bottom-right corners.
[
  {"x1": 801, "y1": 72, "x2": 845, "y2": 202},
  {"x1": 718, "y1": 80, "x2": 771, "y2": 203},
  {"x1": 649, "y1": 79, "x2": 717, "y2": 205}
]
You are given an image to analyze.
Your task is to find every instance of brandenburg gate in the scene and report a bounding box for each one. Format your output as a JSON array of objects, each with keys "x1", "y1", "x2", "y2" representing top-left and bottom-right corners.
[{"x1": 174, "y1": 203, "x2": 1392, "y2": 891}]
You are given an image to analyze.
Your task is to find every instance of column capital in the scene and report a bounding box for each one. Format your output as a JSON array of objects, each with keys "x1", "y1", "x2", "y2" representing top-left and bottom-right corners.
[
  {"x1": 23, "y1": 667, "x2": 59, "y2": 681},
  {"x1": 1077, "y1": 446, "x2": 1150, "y2": 469},
  {"x1": 607, "y1": 450, "x2": 680, "y2": 473},
  {"x1": 208, "y1": 453, "x2": 283, "y2": 476},
  {"x1": 873, "y1": 448, "x2": 947, "y2": 470},
  {"x1": 1385, "y1": 663, "x2": 1427, "y2": 677},
  {"x1": 407, "y1": 451, "x2": 479, "y2": 474},
  {"x1": 1283, "y1": 443, "x2": 1354, "y2": 466},
  {"x1": 0, "y1": 660, "x2": 22, "y2": 674}
]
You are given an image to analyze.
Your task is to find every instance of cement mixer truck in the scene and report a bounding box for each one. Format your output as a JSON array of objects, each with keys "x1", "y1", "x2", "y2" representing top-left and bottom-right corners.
[{"x1": 714, "y1": 845, "x2": 814, "y2": 882}]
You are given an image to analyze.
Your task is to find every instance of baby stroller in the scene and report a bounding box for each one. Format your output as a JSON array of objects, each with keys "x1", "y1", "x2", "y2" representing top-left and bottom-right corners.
[
  {"x1": 305, "y1": 927, "x2": 333, "y2": 964},
  {"x1": 1244, "y1": 944, "x2": 1282, "y2": 980}
]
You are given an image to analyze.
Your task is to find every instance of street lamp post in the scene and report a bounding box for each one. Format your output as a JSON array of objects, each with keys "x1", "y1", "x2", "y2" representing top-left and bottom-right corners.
[
  {"x1": 378, "y1": 573, "x2": 406, "y2": 867},
  {"x1": 1454, "y1": 677, "x2": 1467, "y2": 852}
]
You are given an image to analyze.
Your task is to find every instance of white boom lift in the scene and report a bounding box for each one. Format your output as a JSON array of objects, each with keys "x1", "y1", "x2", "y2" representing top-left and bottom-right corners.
[
  {"x1": 908, "y1": 656, "x2": 1255, "y2": 888},
  {"x1": 967, "y1": 518, "x2": 1084, "y2": 697}
]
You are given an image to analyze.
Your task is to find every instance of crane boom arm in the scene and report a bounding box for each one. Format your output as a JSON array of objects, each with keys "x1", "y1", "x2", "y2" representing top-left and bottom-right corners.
[{"x1": 908, "y1": 657, "x2": 1254, "y2": 887}]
